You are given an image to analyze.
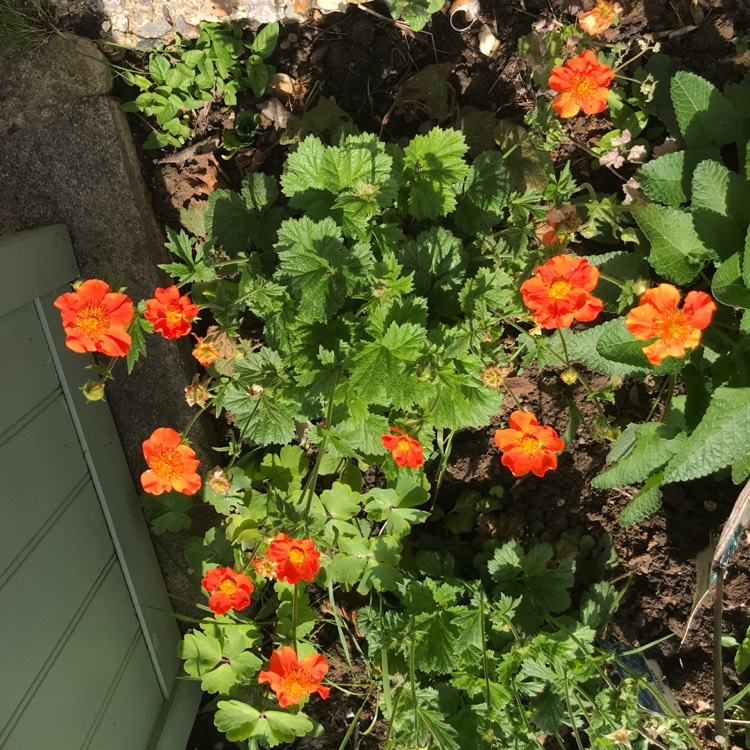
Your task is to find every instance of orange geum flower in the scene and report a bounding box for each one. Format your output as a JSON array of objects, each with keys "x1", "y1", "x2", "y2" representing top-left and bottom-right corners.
[
  {"x1": 382, "y1": 427, "x2": 424, "y2": 468},
  {"x1": 141, "y1": 427, "x2": 201, "y2": 495},
  {"x1": 549, "y1": 50, "x2": 615, "y2": 118},
  {"x1": 54, "y1": 279, "x2": 134, "y2": 357},
  {"x1": 536, "y1": 205, "x2": 581, "y2": 248},
  {"x1": 144, "y1": 285, "x2": 199, "y2": 339},
  {"x1": 520, "y1": 255, "x2": 603, "y2": 329},
  {"x1": 192, "y1": 335, "x2": 220, "y2": 366},
  {"x1": 258, "y1": 646, "x2": 330, "y2": 707},
  {"x1": 625, "y1": 284, "x2": 716, "y2": 366},
  {"x1": 494, "y1": 411, "x2": 564, "y2": 478},
  {"x1": 579, "y1": 0, "x2": 622, "y2": 35},
  {"x1": 201, "y1": 566, "x2": 254, "y2": 615},
  {"x1": 266, "y1": 534, "x2": 321, "y2": 585}
]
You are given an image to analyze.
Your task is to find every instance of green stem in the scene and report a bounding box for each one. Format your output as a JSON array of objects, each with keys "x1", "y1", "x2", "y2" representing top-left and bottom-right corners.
[
  {"x1": 563, "y1": 677, "x2": 585, "y2": 750},
  {"x1": 557, "y1": 329, "x2": 606, "y2": 421},
  {"x1": 614, "y1": 46, "x2": 653, "y2": 72},
  {"x1": 291, "y1": 583, "x2": 299, "y2": 652},
  {"x1": 302, "y1": 368, "x2": 339, "y2": 526},
  {"x1": 478, "y1": 588, "x2": 492, "y2": 726},
  {"x1": 646, "y1": 376, "x2": 670, "y2": 423},
  {"x1": 502, "y1": 382, "x2": 524, "y2": 411},
  {"x1": 663, "y1": 373, "x2": 676, "y2": 423}
]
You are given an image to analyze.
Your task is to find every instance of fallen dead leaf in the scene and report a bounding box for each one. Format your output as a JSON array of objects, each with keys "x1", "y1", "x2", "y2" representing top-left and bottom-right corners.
[{"x1": 258, "y1": 97, "x2": 290, "y2": 130}]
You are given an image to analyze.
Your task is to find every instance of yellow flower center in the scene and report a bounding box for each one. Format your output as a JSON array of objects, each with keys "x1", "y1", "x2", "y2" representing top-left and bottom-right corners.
[
  {"x1": 149, "y1": 446, "x2": 184, "y2": 482},
  {"x1": 279, "y1": 668, "x2": 313, "y2": 700},
  {"x1": 75, "y1": 302, "x2": 110, "y2": 338},
  {"x1": 288, "y1": 547, "x2": 306, "y2": 566},
  {"x1": 520, "y1": 435, "x2": 541, "y2": 455},
  {"x1": 220, "y1": 578, "x2": 238, "y2": 594},
  {"x1": 656, "y1": 309, "x2": 690, "y2": 344},
  {"x1": 570, "y1": 73, "x2": 598, "y2": 103},
  {"x1": 165, "y1": 304, "x2": 186, "y2": 323},
  {"x1": 549, "y1": 278, "x2": 572, "y2": 299},
  {"x1": 398, "y1": 437, "x2": 411, "y2": 452}
]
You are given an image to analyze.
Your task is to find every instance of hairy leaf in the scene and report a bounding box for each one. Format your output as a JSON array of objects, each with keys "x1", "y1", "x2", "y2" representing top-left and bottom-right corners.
[
  {"x1": 402, "y1": 128, "x2": 469, "y2": 220},
  {"x1": 664, "y1": 387, "x2": 750, "y2": 482}
]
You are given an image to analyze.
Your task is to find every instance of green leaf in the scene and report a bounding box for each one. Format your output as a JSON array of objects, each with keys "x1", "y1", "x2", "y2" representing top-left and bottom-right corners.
[
  {"x1": 671, "y1": 71, "x2": 741, "y2": 147},
  {"x1": 664, "y1": 387, "x2": 750, "y2": 483},
  {"x1": 178, "y1": 631, "x2": 222, "y2": 676},
  {"x1": 744, "y1": 224, "x2": 750, "y2": 290},
  {"x1": 691, "y1": 160, "x2": 750, "y2": 261},
  {"x1": 274, "y1": 216, "x2": 372, "y2": 323},
  {"x1": 214, "y1": 702, "x2": 314, "y2": 744},
  {"x1": 636, "y1": 151, "x2": 689, "y2": 207},
  {"x1": 619, "y1": 473, "x2": 664, "y2": 527},
  {"x1": 488, "y1": 542, "x2": 575, "y2": 617},
  {"x1": 580, "y1": 581, "x2": 617, "y2": 630},
  {"x1": 320, "y1": 482, "x2": 362, "y2": 520},
  {"x1": 402, "y1": 127, "x2": 469, "y2": 220},
  {"x1": 713, "y1": 252, "x2": 750, "y2": 308},
  {"x1": 560, "y1": 321, "x2": 649, "y2": 379},
  {"x1": 735, "y1": 626, "x2": 750, "y2": 674},
  {"x1": 348, "y1": 322, "x2": 428, "y2": 408},
  {"x1": 220, "y1": 385, "x2": 298, "y2": 447},
  {"x1": 399, "y1": 227, "x2": 468, "y2": 314},
  {"x1": 592, "y1": 422, "x2": 683, "y2": 489},
  {"x1": 251, "y1": 22, "x2": 279, "y2": 58},
  {"x1": 636, "y1": 204, "x2": 711, "y2": 284},
  {"x1": 333, "y1": 535, "x2": 404, "y2": 593},
  {"x1": 148, "y1": 54, "x2": 171, "y2": 85},
  {"x1": 126, "y1": 314, "x2": 148, "y2": 375},
  {"x1": 205, "y1": 190, "x2": 257, "y2": 257},
  {"x1": 364, "y1": 482, "x2": 430, "y2": 537},
  {"x1": 531, "y1": 687, "x2": 565, "y2": 735},
  {"x1": 246, "y1": 57, "x2": 269, "y2": 98}
]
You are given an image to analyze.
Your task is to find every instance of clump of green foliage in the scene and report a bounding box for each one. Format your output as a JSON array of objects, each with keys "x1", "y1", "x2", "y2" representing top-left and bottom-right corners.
[{"x1": 119, "y1": 21, "x2": 278, "y2": 149}]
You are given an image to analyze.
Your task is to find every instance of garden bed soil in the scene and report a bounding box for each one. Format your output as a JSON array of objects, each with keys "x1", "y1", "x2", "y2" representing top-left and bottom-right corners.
[{"x1": 94, "y1": 0, "x2": 750, "y2": 746}]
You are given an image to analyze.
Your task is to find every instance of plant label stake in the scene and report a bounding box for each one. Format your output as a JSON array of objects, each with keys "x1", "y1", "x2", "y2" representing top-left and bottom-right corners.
[{"x1": 682, "y1": 478, "x2": 750, "y2": 745}]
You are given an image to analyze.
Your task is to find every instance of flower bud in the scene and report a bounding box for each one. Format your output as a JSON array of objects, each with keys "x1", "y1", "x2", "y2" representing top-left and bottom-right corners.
[
  {"x1": 560, "y1": 368, "x2": 578, "y2": 385},
  {"x1": 248, "y1": 384, "x2": 264, "y2": 397},
  {"x1": 81, "y1": 379, "x2": 106, "y2": 401},
  {"x1": 632, "y1": 278, "x2": 649, "y2": 297}
]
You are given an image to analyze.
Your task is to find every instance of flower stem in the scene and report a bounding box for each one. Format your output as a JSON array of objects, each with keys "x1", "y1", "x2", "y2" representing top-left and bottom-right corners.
[
  {"x1": 502, "y1": 382, "x2": 524, "y2": 411},
  {"x1": 557, "y1": 329, "x2": 607, "y2": 421},
  {"x1": 291, "y1": 583, "x2": 299, "y2": 653}
]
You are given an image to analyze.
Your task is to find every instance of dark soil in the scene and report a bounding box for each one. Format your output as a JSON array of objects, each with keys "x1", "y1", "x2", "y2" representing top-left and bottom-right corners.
[{"x1": 100, "y1": 0, "x2": 750, "y2": 747}]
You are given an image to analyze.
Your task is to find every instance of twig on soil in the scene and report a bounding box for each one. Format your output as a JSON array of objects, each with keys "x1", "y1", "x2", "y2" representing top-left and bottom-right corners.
[
  {"x1": 155, "y1": 136, "x2": 221, "y2": 165},
  {"x1": 356, "y1": 3, "x2": 415, "y2": 36}
]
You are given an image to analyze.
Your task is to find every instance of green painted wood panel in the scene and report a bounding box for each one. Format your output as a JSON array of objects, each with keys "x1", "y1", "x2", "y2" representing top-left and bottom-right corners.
[
  {"x1": 0, "y1": 395, "x2": 88, "y2": 574},
  {"x1": 0, "y1": 225, "x2": 200, "y2": 750},
  {"x1": 2, "y1": 565, "x2": 159, "y2": 749},
  {"x1": 0, "y1": 225, "x2": 78, "y2": 318},
  {"x1": 0, "y1": 481, "x2": 116, "y2": 732},
  {"x1": 0, "y1": 302, "x2": 58, "y2": 436},
  {"x1": 85, "y1": 638, "x2": 164, "y2": 750}
]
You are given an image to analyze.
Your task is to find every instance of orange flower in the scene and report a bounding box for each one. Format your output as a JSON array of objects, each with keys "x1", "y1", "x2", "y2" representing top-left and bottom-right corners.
[
  {"x1": 54, "y1": 279, "x2": 134, "y2": 357},
  {"x1": 141, "y1": 427, "x2": 201, "y2": 495},
  {"x1": 520, "y1": 255, "x2": 603, "y2": 329},
  {"x1": 266, "y1": 534, "x2": 320, "y2": 584},
  {"x1": 549, "y1": 50, "x2": 614, "y2": 118},
  {"x1": 192, "y1": 336, "x2": 220, "y2": 366},
  {"x1": 625, "y1": 284, "x2": 716, "y2": 365},
  {"x1": 144, "y1": 285, "x2": 199, "y2": 339},
  {"x1": 579, "y1": 0, "x2": 622, "y2": 35},
  {"x1": 494, "y1": 411, "x2": 564, "y2": 478},
  {"x1": 201, "y1": 566, "x2": 254, "y2": 615},
  {"x1": 382, "y1": 427, "x2": 424, "y2": 468},
  {"x1": 258, "y1": 646, "x2": 330, "y2": 707}
]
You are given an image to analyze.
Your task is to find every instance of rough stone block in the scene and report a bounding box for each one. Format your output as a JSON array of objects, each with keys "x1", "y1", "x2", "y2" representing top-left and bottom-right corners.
[{"x1": 0, "y1": 34, "x2": 112, "y2": 119}]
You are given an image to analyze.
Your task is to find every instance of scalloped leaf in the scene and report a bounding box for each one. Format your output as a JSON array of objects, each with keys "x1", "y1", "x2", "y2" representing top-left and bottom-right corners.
[{"x1": 664, "y1": 387, "x2": 750, "y2": 483}]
